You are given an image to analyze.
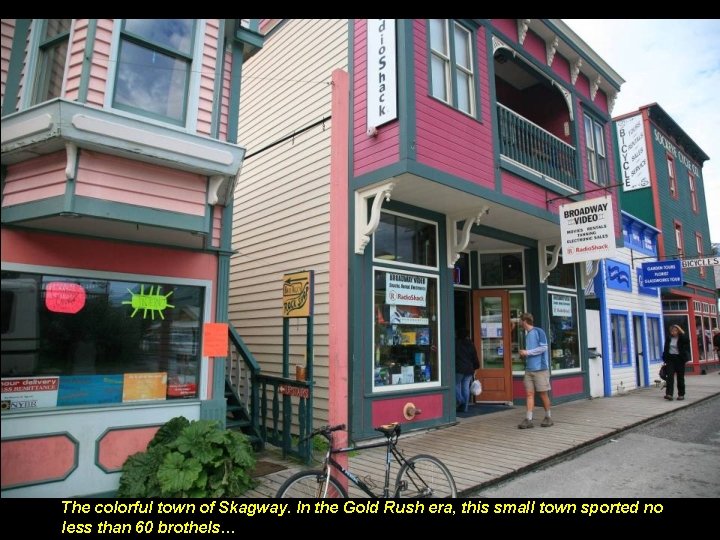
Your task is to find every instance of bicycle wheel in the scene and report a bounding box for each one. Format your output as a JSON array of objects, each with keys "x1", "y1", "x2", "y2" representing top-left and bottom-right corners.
[
  {"x1": 395, "y1": 455, "x2": 457, "y2": 498},
  {"x1": 275, "y1": 470, "x2": 349, "y2": 498}
]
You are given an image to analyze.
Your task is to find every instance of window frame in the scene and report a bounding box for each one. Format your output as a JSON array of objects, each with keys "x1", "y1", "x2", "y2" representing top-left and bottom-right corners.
[
  {"x1": 24, "y1": 19, "x2": 72, "y2": 108},
  {"x1": 583, "y1": 113, "x2": 609, "y2": 186},
  {"x1": 674, "y1": 220, "x2": 684, "y2": 261},
  {"x1": 609, "y1": 310, "x2": 631, "y2": 367},
  {"x1": 688, "y1": 173, "x2": 698, "y2": 213},
  {"x1": 646, "y1": 315, "x2": 663, "y2": 363},
  {"x1": 1, "y1": 262, "x2": 211, "y2": 410},
  {"x1": 427, "y1": 19, "x2": 477, "y2": 117},
  {"x1": 106, "y1": 19, "x2": 203, "y2": 129},
  {"x1": 667, "y1": 154, "x2": 678, "y2": 199},
  {"x1": 695, "y1": 232, "x2": 705, "y2": 278},
  {"x1": 547, "y1": 290, "x2": 581, "y2": 374}
]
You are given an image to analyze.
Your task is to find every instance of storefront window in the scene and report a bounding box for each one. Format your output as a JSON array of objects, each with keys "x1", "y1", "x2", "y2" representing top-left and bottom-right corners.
[
  {"x1": 373, "y1": 269, "x2": 439, "y2": 390},
  {"x1": 509, "y1": 292, "x2": 527, "y2": 373},
  {"x1": 647, "y1": 316, "x2": 663, "y2": 363},
  {"x1": 610, "y1": 312, "x2": 630, "y2": 366},
  {"x1": 548, "y1": 292, "x2": 580, "y2": 372},
  {"x1": 1, "y1": 270, "x2": 205, "y2": 409},
  {"x1": 547, "y1": 254, "x2": 575, "y2": 289}
]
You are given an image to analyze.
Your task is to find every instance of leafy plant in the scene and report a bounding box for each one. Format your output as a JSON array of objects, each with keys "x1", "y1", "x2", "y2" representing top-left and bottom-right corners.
[{"x1": 118, "y1": 416, "x2": 256, "y2": 498}]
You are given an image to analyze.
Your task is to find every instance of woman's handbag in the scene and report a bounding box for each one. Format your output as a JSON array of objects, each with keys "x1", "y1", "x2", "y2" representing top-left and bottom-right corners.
[
  {"x1": 659, "y1": 364, "x2": 667, "y2": 381},
  {"x1": 470, "y1": 379, "x2": 482, "y2": 396}
]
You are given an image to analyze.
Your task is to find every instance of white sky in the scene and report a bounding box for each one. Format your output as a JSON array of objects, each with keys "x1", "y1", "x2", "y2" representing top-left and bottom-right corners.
[{"x1": 563, "y1": 19, "x2": 720, "y2": 244}]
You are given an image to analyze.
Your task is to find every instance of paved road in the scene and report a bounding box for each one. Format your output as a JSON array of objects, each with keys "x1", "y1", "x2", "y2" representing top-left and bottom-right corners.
[{"x1": 471, "y1": 395, "x2": 720, "y2": 498}]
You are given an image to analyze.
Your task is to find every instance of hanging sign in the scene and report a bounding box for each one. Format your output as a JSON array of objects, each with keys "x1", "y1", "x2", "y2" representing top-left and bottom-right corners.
[{"x1": 560, "y1": 196, "x2": 617, "y2": 263}]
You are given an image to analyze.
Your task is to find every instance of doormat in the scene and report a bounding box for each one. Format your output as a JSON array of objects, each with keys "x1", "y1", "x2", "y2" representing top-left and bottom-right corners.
[
  {"x1": 457, "y1": 403, "x2": 513, "y2": 418},
  {"x1": 250, "y1": 460, "x2": 287, "y2": 478}
]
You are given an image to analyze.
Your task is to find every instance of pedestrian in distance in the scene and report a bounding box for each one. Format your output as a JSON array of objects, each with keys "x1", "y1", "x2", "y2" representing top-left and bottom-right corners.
[
  {"x1": 662, "y1": 324, "x2": 691, "y2": 400},
  {"x1": 518, "y1": 312, "x2": 553, "y2": 428},
  {"x1": 455, "y1": 328, "x2": 479, "y2": 413},
  {"x1": 713, "y1": 328, "x2": 720, "y2": 362}
]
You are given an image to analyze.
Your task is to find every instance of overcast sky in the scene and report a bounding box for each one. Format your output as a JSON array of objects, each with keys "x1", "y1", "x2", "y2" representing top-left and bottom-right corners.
[{"x1": 563, "y1": 19, "x2": 720, "y2": 244}]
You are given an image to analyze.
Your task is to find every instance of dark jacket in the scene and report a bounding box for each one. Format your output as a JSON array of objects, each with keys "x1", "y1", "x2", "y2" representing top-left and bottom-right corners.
[
  {"x1": 662, "y1": 331, "x2": 691, "y2": 363},
  {"x1": 455, "y1": 338, "x2": 480, "y2": 375}
]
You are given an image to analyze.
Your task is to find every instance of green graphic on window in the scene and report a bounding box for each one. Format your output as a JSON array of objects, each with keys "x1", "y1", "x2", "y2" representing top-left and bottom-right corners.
[{"x1": 123, "y1": 285, "x2": 174, "y2": 319}]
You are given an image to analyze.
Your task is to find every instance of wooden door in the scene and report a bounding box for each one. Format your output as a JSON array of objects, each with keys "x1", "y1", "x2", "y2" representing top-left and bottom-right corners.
[{"x1": 472, "y1": 290, "x2": 513, "y2": 403}]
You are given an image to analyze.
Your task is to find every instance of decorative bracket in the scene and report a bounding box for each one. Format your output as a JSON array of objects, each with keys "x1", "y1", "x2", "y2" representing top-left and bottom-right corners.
[
  {"x1": 571, "y1": 58, "x2": 582, "y2": 85},
  {"x1": 207, "y1": 175, "x2": 225, "y2": 205},
  {"x1": 517, "y1": 19, "x2": 531, "y2": 45},
  {"x1": 446, "y1": 206, "x2": 490, "y2": 268},
  {"x1": 581, "y1": 259, "x2": 601, "y2": 290},
  {"x1": 551, "y1": 81, "x2": 574, "y2": 121},
  {"x1": 546, "y1": 36, "x2": 559, "y2": 66},
  {"x1": 539, "y1": 241, "x2": 562, "y2": 283},
  {"x1": 354, "y1": 180, "x2": 396, "y2": 255},
  {"x1": 65, "y1": 142, "x2": 78, "y2": 180},
  {"x1": 590, "y1": 75, "x2": 602, "y2": 101},
  {"x1": 607, "y1": 91, "x2": 617, "y2": 114}
]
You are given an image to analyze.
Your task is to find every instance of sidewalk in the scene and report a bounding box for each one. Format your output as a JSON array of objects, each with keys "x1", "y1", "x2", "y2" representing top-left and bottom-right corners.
[{"x1": 244, "y1": 373, "x2": 720, "y2": 498}]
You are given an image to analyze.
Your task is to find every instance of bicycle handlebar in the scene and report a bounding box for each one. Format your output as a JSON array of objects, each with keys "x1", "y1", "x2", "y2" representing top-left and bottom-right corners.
[{"x1": 309, "y1": 423, "x2": 346, "y2": 441}]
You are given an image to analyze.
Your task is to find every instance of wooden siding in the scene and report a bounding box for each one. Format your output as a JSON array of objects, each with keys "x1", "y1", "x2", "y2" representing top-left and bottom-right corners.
[
  {"x1": 2, "y1": 151, "x2": 67, "y2": 206},
  {"x1": 414, "y1": 20, "x2": 495, "y2": 188},
  {"x1": 1, "y1": 18, "x2": 14, "y2": 104},
  {"x1": 86, "y1": 19, "x2": 113, "y2": 108},
  {"x1": 523, "y1": 28, "x2": 546, "y2": 66},
  {"x1": 218, "y1": 49, "x2": 232, "y2": 141},
  {"x1": 601, "y1": 247, "x2": 664, "y2": 394},
  {"x1": 197, "y1": 20, "x2": 220, "y2": 137},
  {"x1": 500, "y1": 170, "x2": 547, "y2": 207},
  {"x1": 491, "y1": 19, "x2": 517, "y2": 39},
  {"x1": 352, "y1": 18, "x2": 401, "y2": 177},
  {"x1": 230, "y1": 19, "x2": 349, "y2": 423},
  {"x1": 75, "y1": 150, "x2": 206, "y2": 215},
  {"x1": 211, "y1": 205, "x2": 222, "y2": 248},
  {"x1": 550, "y1": 53, "x2": 571, "y2": 85},
  {"x1": 64, "y1": 19, "x2": 87, "y2": 102}
]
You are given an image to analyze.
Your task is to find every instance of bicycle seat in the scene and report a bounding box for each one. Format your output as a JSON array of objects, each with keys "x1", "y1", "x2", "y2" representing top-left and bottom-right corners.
[{"x1": 376, "y1": 422, "x2": 401, "y2": 437}]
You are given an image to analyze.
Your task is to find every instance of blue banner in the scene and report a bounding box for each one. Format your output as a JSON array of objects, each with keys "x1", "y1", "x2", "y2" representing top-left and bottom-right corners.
[{"x1": 640, "y1": 260, "x2": 682, "y2": 288}]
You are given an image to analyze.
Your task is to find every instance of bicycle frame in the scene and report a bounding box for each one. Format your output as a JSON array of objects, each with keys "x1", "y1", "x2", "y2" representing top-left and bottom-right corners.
[{"x1": 321, "y1": 433, "x2": 411, "y2": 498}]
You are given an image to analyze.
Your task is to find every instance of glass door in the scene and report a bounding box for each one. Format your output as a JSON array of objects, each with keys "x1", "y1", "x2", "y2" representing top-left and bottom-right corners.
[{"x1": 472, "y1": 290, "x2": 512, "y2": 402}]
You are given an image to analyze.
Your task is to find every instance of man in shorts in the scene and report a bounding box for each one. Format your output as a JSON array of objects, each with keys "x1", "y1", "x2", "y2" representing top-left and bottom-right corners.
[{"x1": 518, "y1": 312, "x2": 553, "y2": 429}]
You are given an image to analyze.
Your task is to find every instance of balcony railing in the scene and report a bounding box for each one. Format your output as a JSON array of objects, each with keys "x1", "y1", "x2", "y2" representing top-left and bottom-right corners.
[{"x1": 497, "y1": 104, "x2": 578, "y2": 190}]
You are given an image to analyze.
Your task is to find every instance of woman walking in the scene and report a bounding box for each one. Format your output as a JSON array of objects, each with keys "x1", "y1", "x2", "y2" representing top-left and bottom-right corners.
[{"x1": 662, "y1": 324, "x2": 691, "y2": 400}]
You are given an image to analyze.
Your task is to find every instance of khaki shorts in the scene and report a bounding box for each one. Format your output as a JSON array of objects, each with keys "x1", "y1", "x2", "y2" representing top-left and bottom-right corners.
[{"x1": 524, "y1": 370, "x2": 551, "y2": 392}]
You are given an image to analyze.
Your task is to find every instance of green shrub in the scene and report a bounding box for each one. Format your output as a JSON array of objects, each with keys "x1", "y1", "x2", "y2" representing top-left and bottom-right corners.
[{"x1": 118, "y1": 416, "x2": 256, "y2": 498}]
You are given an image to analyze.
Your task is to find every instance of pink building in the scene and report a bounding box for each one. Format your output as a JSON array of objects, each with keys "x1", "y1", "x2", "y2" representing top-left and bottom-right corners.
[
  {"x1": 1, "y1": 19, "x2": 263, "y2": 496},
  {"x1": 230, "y1": 19, "x2": 626, "y2": 441}
]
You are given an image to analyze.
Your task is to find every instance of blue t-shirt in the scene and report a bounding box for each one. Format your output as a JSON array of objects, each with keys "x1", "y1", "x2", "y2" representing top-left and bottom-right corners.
[{"x1": 525, "y1": 326, "x2": 549, "y2": 372}]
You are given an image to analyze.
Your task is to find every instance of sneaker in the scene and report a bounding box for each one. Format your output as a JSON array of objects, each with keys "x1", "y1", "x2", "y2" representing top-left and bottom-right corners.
[
  {"x1": 541, "y1": 417, "x2": 554, "y2": 427},
  {"x1": 518, "y1": 419, "x2": 534, "y2": 429},
  {"x1": 676, "y1": 396, "x2": 685, "y2": 401},
  {"x1": 664, "y1": 395, "x2": 673, "y2": 401}
]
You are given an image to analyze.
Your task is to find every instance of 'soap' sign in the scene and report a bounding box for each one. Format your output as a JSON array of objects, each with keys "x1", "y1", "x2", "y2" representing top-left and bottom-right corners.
[{"x1": 640, "y1": 260, "x2": 682, "y2": 287}]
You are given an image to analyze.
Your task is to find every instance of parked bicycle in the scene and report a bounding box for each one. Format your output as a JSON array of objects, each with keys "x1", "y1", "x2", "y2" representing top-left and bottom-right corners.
[{"x1": 275, "y1": 422, "x2": 457, "y2": 498}]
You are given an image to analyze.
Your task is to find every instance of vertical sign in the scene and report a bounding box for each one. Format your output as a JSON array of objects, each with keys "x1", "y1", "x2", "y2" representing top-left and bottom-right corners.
[
  {"x1": 367, "y1": 19, "x2": 397, "y2": 130},
  {"x1": 616, "y1": 114, "x2": 650, "y2": 191},
  {"x1": 560, "y1": 196, "x2": 617, "y2": 263}
]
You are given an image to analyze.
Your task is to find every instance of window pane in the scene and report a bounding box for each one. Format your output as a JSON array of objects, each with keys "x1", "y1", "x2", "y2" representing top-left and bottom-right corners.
[
  {"x1": 479, "y1": 254, "x2": 502, "y2": 286},
  {"x1": 124, "y1": 19, "x2": 193, "y2": 55},
  {"x1": 374, "y1": 270, "x2": 439, "y2": 389},
  {"x1": 33, "y1": 39, "x2": 69, "y2": 103},
  {"x1": 114, "y1": 40, "x2": 189, "y2": 123},
  {"x1": 44, "y1": 19, "x2": 72, "y2": 40},
  {"x1": 549, "y1": 294, "x2": 580, "y2": 370},
  {"x1": 431, "y1": 55, "x2": 448, "y2": 101},
  {"x1": 456, "y1": 71, "x2": 471, "y2": 114},
  {"x1": 1, "y1": 272, "x2": 204, "y2": 407},
  {"x1": 547, "y1": 257, "x2": 575, "y2": 289},
  {"x1": 453, "y1": 25, "x2": 471, "y2": 69},
  {"x1": 429, "y1": 19, "x2": 447, "y2": 55},
  {"x1": 374, "y1": 213, "x2": 437, "y2": 267}
]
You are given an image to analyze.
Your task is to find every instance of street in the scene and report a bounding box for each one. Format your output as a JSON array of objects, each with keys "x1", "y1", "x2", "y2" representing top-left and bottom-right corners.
[{"x1": 471, "y1": 394, "x2": 720, "y2": 498}]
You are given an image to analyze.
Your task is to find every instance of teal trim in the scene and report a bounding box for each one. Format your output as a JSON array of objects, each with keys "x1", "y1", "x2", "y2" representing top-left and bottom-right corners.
[
  {"x1": 77, "y1": 19, "x2": 98, "y2": 104},
  {"x1": 95, "y1": 422, "x2": 163, "y2": 473},
  {"x1": 220, "y1": 199, "x2": 234, "y2": 251},
  {"x1": 485, "y1": 27, "x2": 503, "y2": 191},
  {"x1": 0, "y1": 432, "x2": 79, "y2": 491},
  {"x1": 63, "y1": 148, "x2": 80, "y2": 212},
  {"x1": 473, "y1": 224, "x2": 537, "y2": 248},
  {"x1": 2, "y1": 19, "x2": 31, "y2": 115},
  {"x1": 210, "y1": 20, "x2": 226, "y2": 139},
  {"x1": 1, "y1": 165, "x2": 6, "y2": 206},
  {"x1": 1, "y1": 196, "x2": 66, "y2": 221},
  {"x1": 227, "y1": 42, "x2": 243, "y2": 143},
  {"x1": 470, "y1": 250, "x2": 478, "y2": 288},
  {"x1": 351, "y1": 161, "x2": 409, "y2": 189},
  {"x1": 397, "y1": 19, "x2": 416, "y2": 161},
  {"x1": 499, "y1": 155, "x2": 579, "y2": 196},
  {"x1": 235, "y1": 26, "x2": 264, "y2": 51},
  {"x1": 578, "y1": 94, "x2": 612, "y2": 121},
  {"x1": 72, "y1": 197, "x2": 207, "y2": 232}
]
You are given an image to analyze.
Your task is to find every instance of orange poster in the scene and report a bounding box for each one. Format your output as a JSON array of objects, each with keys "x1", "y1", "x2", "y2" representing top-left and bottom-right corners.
[
  {"x1": 122, "y1": 373, "x2": 167, "y2": 402},
  {"x1": 202, "y1": 323, "x2": 229, "y2": 357}
]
